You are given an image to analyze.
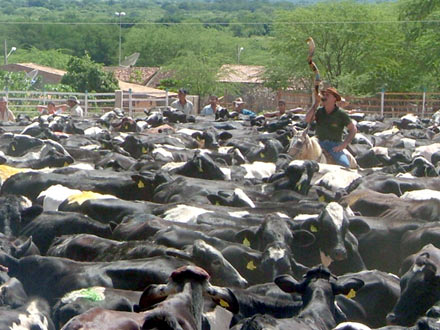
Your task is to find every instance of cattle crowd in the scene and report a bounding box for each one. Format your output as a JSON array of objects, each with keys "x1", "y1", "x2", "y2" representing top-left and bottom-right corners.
[{"x1": 0, "y1": 107, "x2": 440, "y2": 329}]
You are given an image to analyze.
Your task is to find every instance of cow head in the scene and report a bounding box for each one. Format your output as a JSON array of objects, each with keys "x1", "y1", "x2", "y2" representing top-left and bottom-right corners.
[
  {"x1": 190, "y1": 240, "x2": 248, "y2": 288},
  {"x1": 387, "y1": 252, "x2": 440, "y2": 326},
  {"x1": 301, "y1": 203, "x2": 370, "y2": 267},
  {"x1": 136, "y1": 265, "x2": 239, "y2": 318}
]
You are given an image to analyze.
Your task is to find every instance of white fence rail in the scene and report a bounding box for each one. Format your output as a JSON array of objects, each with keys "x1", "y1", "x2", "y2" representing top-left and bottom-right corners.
[{"x1": 0, "y1": 89, "x2": 172, "y2": 117}]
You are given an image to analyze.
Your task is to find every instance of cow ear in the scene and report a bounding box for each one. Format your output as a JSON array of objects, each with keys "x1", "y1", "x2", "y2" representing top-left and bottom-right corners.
[
  {"x1": 348, "y1": 218, "x2": 370, "y2": 236},
  {"x1": 137, "y1": 284, "x2": 170, "y2": 312},
  {"x1": 12, "y1": 236, "x2": 35, "y2": 258},
  {"x1": 332, "y1": 278, "x2": 364, "y2": 296},
  {"x1": 301, "y1": 217, "x2": 320, "y2": 235},
  {"x1": 235, "y1": 227, "x2": 258, "y2": 248},
  {"x1": 20, "y1": 205, "x2": 43, "y2": 226},
  {"x1": 291, "y1": 229, "x2": 315, "y2": 247},
  {"x1": 109, "y1": 221, "x2": 118, "y2": 232},
  {"x1": 274, "y1": 274, "x2": 303, "y2": 294},
  {"x1": 206, "y1": 286, "x2": 239, "y2": 314}
]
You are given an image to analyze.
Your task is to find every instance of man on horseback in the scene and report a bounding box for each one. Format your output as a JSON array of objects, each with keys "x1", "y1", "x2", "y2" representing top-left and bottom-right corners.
[{"x1": 305, "y1": 87, "x2": 357, "y2": 168}]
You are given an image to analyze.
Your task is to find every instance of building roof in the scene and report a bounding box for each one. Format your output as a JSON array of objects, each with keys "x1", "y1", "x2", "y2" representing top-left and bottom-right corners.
[
  {"x1": 104, "y1": 67, "x2": 160, "y2": 85},
  {"x1": 217, "y1": 64, "x2": 266, "y2": 84},
  {"x1": 1, "y1": 63, "x2": 67, "y2": 76},
  {"x1": 0, "y1": 62, "x2": 172, "y2": 97},
  {"x1": 118, "y1": 81, "x2": 177, "y2": 97}
]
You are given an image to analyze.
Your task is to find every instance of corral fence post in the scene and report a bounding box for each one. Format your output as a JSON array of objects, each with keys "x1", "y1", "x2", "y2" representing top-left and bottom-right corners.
[
  {"x1": 422, "y1": 88, "x2": 426, "y2": 118},
  {"x1": 114, "y1": 90, "x2": 123, "y2": 110},
  {"x1": 84, "y1": 90, "x2": 88, "y2": 117},
  {"x1": 380, "y1": 88, "x2": 385, "y2": 118},
  {"x1": 128, "y1": 88, "x2": 133, "y2": 117}
]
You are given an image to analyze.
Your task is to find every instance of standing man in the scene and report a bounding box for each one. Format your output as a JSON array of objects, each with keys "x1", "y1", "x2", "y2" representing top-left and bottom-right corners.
[
  {"x1": 200, "y1": 95, "x2": 220, "y2": 116},
  {"x1": 60, "y1": 96, "x2": 84, "y2": 117},
  {"x1": 0, "y1": 96, "x2": 15, "y2": 122},
  {"x1": 305, "y1": 87, "x2": 357, "y2": 167},
  {"x1": 171, "y1": 88, "x2": 193, "y2": 115}
]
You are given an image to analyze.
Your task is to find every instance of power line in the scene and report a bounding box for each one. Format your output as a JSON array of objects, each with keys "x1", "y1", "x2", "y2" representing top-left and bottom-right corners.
[{"x1": 0, "y1": 20, "x2": 439, "y2": 25}]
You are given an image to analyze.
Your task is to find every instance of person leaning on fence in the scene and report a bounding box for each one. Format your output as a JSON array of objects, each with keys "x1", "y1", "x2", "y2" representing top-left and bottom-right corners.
[
  {"x1": 37, "y1": 101, "x2": 62, "y2": 115},
  {"x1": 264, "y1": 99, "x2": 303, "y2": 118},
  {"x1": 233, "y1": 97, "x2": 256, "y2": 118},
  {"x1": 171, "y1": 88, "x2": 193, "y2": 115},
  {"x1": 305, "y1": 87, "x2": 357, "y2": 168},
  {"x1": 200, "y1": 95, "x2": 221, "y2": 116},
  {"x1": 59, "y1": 96, "x2": 84, "y2": 117},
  {"x1": 0, "y1": 96, "x2": 16, "y2": 122}
]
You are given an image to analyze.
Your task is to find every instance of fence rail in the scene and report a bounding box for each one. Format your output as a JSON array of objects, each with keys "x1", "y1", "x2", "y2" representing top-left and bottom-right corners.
[
  {"x1": 2, "y1": 89, "x2": 438, "y2": 119},
  {"x1": 279, "y1": 91, "x2": 440, "y2": 118}
]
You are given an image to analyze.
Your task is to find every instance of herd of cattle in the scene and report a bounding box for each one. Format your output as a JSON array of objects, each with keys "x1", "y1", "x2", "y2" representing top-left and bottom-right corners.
[{"x1": 0, "y1": 108, "x2": 440, "y2": 329}]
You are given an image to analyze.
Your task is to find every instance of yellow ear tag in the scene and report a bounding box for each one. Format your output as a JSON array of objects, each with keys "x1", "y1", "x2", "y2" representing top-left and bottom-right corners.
[
  {"x1": 196, "y1": 136, "x2": 201, "y2": 141},
  {"x1": 124, "y1": 125, "x2": 129, "y2": 130},
  {"x1": 346, "y1": 288, "x2": 356, "y2": 299},
  {"x1": 246, "y1": 260, "x2": 257, "y2": 271},
  {"x1": 242, "y1": 237, "x2": 250, "y2": 247},
  {"x1": 296, "y1": 183, "x2": 302, "y2": 191},
  {"x1": 142, "y1": 147, "x2": 147, "y2": 153},
  {"x1": 318, "y1": 195, "x2": 326, "y2": 203},
  {"x1": 219, "y1": 299, "x2": 230, "y2": 308},
  {"x1": 198, "y1": 167, "x2": 203, "y2": 173},
  {"x1": 64, "y1": 161, "x2": 69, "y2": 167},
  {"x1": 215, "y1": 201, "x2": 220, "y2": 206},
  {"x1": 138, "y1": 181, "x2": 145, "y2": 188},
  {"x1": 310, "y1": 225, "x2": 318, "y2": 233},
  {"x1": 260, "y1": 152, "x2": 265, "y2": 158},
  {"x1": 11, "y1": 145, "x2": 15, "y2": 151}
]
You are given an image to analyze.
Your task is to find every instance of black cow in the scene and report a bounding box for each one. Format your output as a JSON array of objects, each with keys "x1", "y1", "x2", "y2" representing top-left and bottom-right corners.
[
  {"x1": 400, "y1": 222, "x2": 440, "y2": 262},
  {"x1": 231, "y1": 266, "x2": 364, "y2": 330},
  {"x1": 221, "y1": 241, "x2": 309, "y2": 285},
  {"x1": 52, "y1": 286, "x2": 142, "y2": 329},
  {"x1": 387, "y1": 244, "x2": 440, "y2": 326},
  {"x1": 0, "y1": 253, "x2": 191, "y2": 306},
  {"x1": 336, "y1": 270, "x2": 400, "y2": 328},
  {"x1": 291, "y1": 202, "x2": 370, "y2": 275},
  {"x1": 0, "y1": 298, "x2": 55, "y2": 330},
  {"x1": 20, "y1": 211, "x2": 113, "y2": 254}
]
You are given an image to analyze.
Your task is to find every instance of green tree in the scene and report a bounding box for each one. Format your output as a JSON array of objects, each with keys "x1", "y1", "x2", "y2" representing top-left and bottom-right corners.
[
  {"x1": 165, "y1": 51, "x2": 239, "y2": 98},
  {"x1": 397, "y1": 0, "x2": 440, "y2": 90},
  {"x1": 9, "y1": 47, "x2": 71, "y2": 69},
  {"x1": 61, "y1": 54, "x2": 119, "y2": 93},
  {"x1": 267, "y1": 1, "x2": 405, "y2": 94}
]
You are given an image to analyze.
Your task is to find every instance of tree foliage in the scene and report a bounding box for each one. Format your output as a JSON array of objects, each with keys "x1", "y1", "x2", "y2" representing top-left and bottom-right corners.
[
  {"x1": 61, "y1": 54, "x2": 119, "y2": 93},
  {"x1": 266, "y1": 1, "x2": 420, "y2": 94},
  {"x1": 0, "y1": 0, "x2": 437, "y2": 96},
  {"x1": 165, "y1": 51, "x2": 239, "y2": 98}
]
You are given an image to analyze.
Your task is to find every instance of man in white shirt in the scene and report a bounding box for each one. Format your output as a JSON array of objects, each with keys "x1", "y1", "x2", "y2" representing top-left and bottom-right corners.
[
  {"x1": 0, "y1": 96, "x2": 15, "y2": 122},
  {"x1": 60, "y1": 96, "x2": 84, "y2": 117},
  {"x1": 171, "y1": 88, "x2": 193, "y2": 115}
]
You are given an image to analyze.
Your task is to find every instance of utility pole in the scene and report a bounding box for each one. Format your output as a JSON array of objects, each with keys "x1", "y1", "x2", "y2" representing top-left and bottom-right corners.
[
  {"x1": 4, "y1": 40, "x2": 7, "y2": 65},
  {"x1": 115, "y1": 12, "x2": 126, "y2": 66}
]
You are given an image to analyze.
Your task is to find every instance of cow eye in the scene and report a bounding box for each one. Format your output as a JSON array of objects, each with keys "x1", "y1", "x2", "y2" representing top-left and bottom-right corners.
[{"x1": 212, "y1": 260, "x2": 221, "y2": 267}]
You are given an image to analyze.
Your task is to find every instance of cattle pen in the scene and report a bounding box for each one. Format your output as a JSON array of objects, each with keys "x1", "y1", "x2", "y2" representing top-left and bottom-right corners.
[
  {"x1": 1, "y1": 89, "x2": 440, "y2": 119},
  {"x1": 0, "y1": 89, "x2": 178, "y2": 118}
]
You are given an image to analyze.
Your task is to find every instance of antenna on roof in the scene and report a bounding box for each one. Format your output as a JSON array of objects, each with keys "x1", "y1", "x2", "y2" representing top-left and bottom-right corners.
[
  {"x1": 120, "y1": 52, "x2": 140, "y2": 68},
  {"x1": 26, "y1": 69, "x2": 39, "y2": 85}
]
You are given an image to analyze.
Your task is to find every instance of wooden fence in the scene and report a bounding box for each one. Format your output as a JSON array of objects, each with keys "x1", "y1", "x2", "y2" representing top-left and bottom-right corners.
[{"x1": 278, "y1": 91, "x2": 440, "y2": 118}]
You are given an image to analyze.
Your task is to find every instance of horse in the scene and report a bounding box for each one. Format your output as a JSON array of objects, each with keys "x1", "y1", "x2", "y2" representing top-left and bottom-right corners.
[{"x1": 287, "y1": 128, "x2": 358, "y2": 169}]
